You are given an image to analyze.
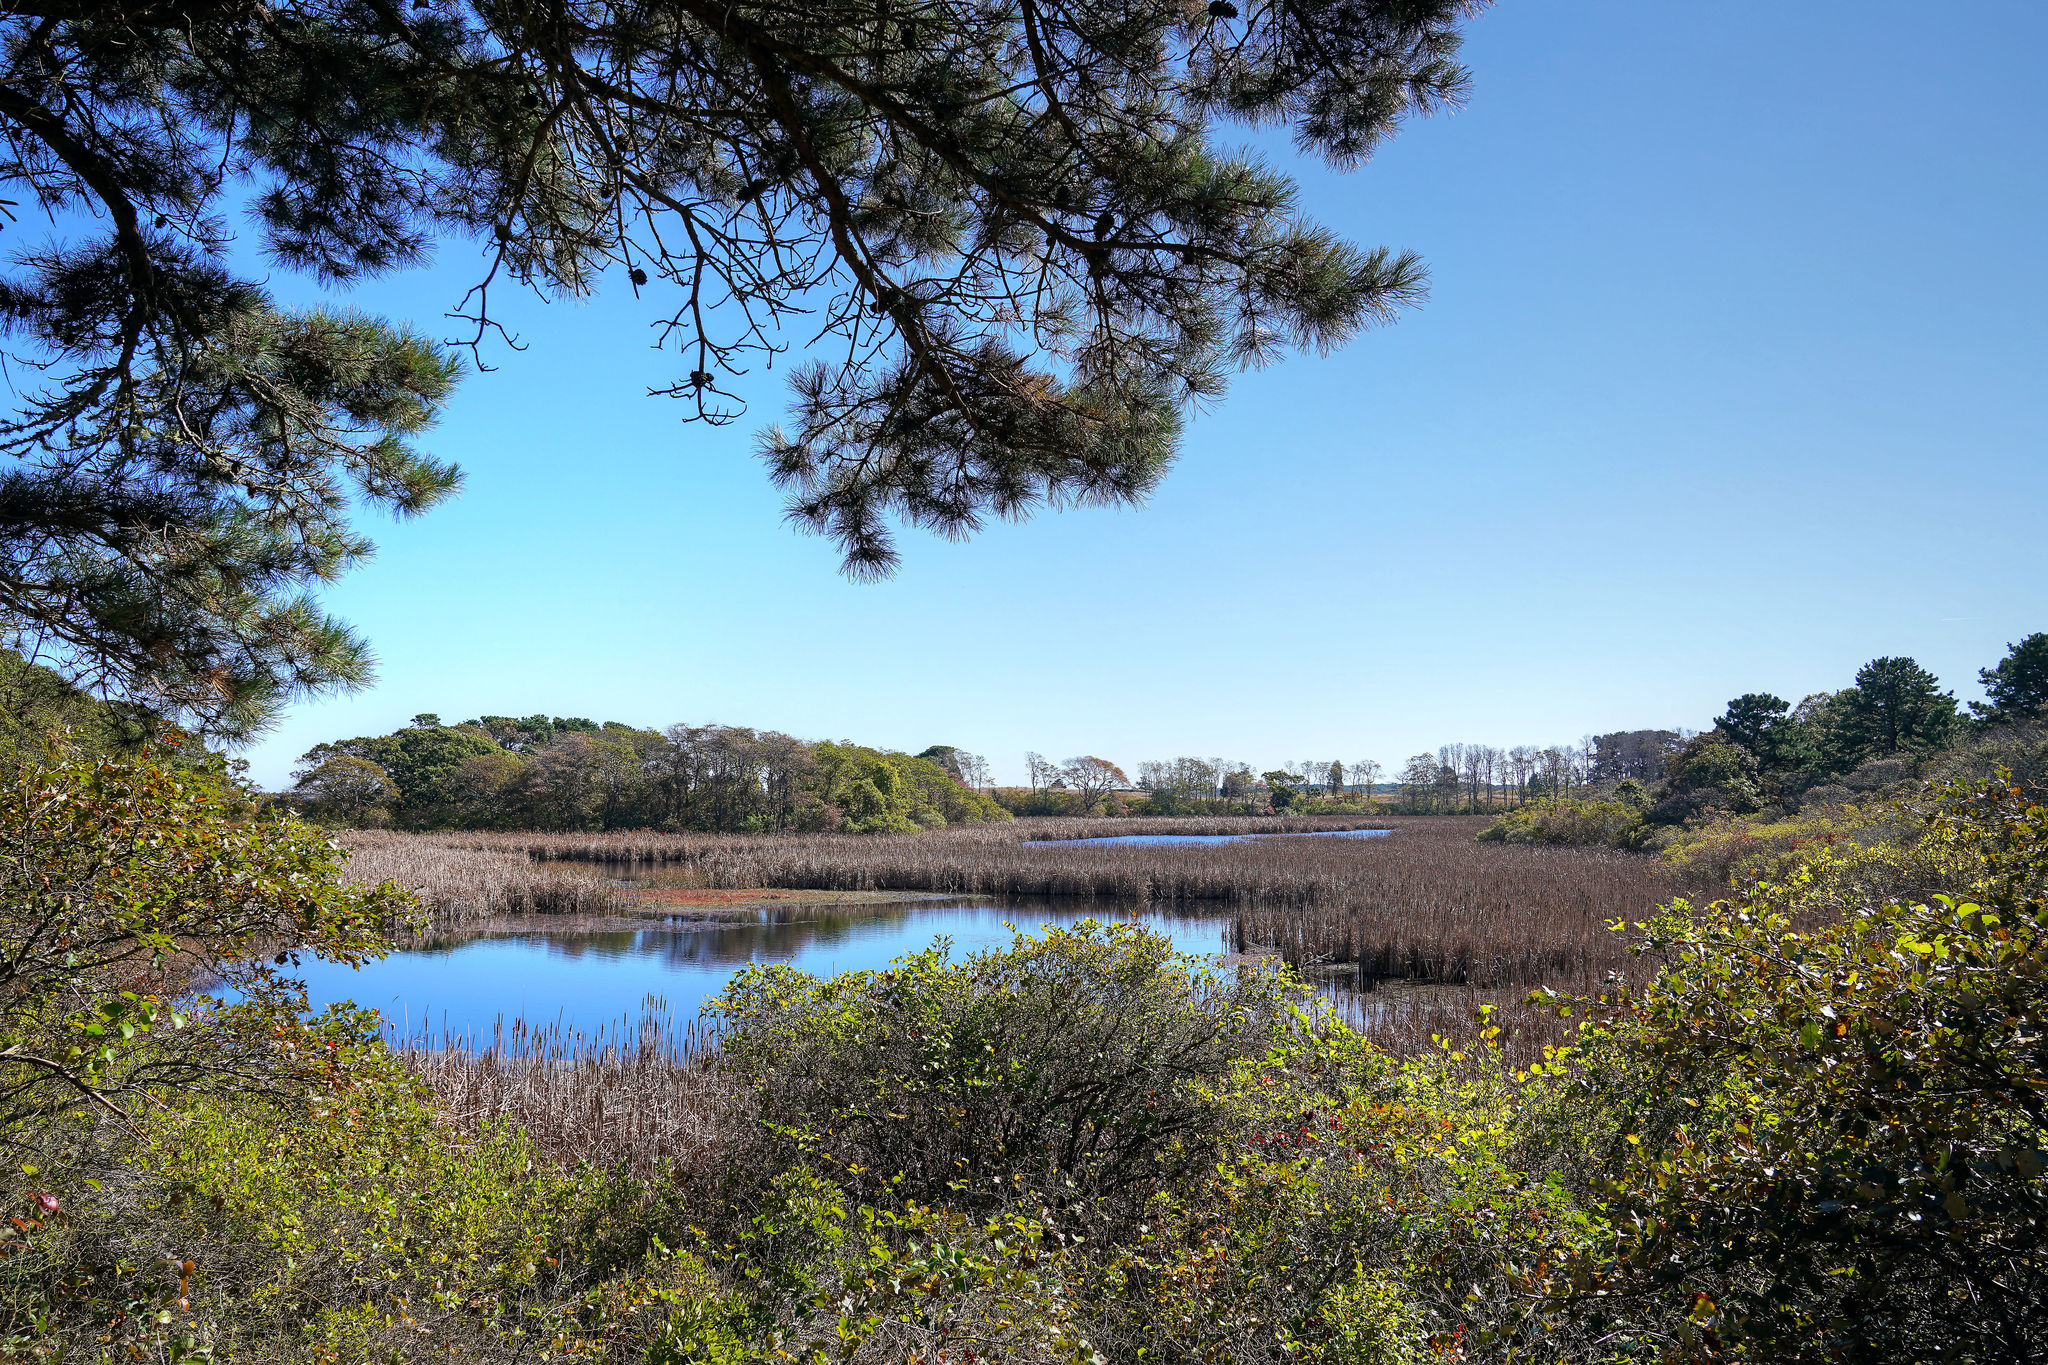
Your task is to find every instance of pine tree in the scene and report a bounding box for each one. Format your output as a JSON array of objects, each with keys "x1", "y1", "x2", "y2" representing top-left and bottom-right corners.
[
  {"x1": 1, "y1": 0, "x2": 1479, "y2": 734},
  {"x1": 1833, "y1": 656, "x2": 1959, "y2": 763},
  {"x1": 1974, "y1": 633, "x2": 2048, "y2": 725}
]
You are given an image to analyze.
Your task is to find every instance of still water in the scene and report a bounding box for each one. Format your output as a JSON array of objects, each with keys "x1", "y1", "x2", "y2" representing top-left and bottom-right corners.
[
  {"x1": 1030, "y1": 828, "x2": 1391, "y2": 848},
  {"x1": 298, "y1": 897, "x2": 1233, "y2": 1044}
]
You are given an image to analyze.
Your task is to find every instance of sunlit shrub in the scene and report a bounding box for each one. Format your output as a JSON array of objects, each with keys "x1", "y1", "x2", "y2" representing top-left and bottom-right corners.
[
  {"x1": 0, "y1": 750, "x2": 417, "y2": 1165},
  {"x1": 1540, "y1": 776, "x2": 2048, "y2": 1361},
  {"x1": 711, "y1": 922, "x2": 1298, "y2": 1212},
  {"x1": 1477, "y1": 799, "x2": 1642, "y2": 848}
]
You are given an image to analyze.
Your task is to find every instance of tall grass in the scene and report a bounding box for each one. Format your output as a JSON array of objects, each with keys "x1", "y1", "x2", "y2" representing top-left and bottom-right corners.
[
  {"x1": 361, "y1": 817, "x2": 1667, "y2": 988},
  {"x1": 397, "y1": 1006, "x2": 729, "y2": 1180},
  {"x1": 352, "y1": 820, "x2": 1652, "y2": 1174},
  {"x1": 342, "y1": 830, "x2": 628, "y2": 931}
]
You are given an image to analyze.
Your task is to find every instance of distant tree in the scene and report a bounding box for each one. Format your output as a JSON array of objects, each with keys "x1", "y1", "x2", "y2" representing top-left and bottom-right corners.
[
  {"x1": 1432, "y1": 762, "x2": 1462, "y2": 814},
  {"x1": 1351, "y1": 759, "x2": 1384, "y2": 802},
  {"x1": 954, "y1": 752, "x2": 992, "y2": 792},
  {"x1": 468, "y1": 715, "x2": 560, "y2": 754},
  {"x1": 1590, "y1": 730, "x2": 1685, "y2": 782},
  {"x1": 444, "y1": 751, "x2": 526, "y2": 828},
  {"x1": 1649, "y1": 733, "x2": 1762, "y2": 825},
  {"x1": 1398, "y1": 754, "x2": 1437, "y2": 812},
  {"x1": 1715, "y1": 694, "x2": 1791, "y2": 763},
  {"x1": 290, "y1": 754, "x2": 398, "y2": 826},
  {"x1": 1327, "y1": 759, "x2": 1346, "y2": 796},
  {"x1": 297, "y1": 723, "x2": 504, "y2": 828},
  {"x1": 917, "y1": 746, "x2": 964, "y2": 780},
  {"x1": 517, "y1": 733, "x2": 609, "y2": 831},
  {"x1": 1833, "y1": 657, "x2": 1960, "y2": 763},
  {"x1": 1974, "y1": 633, "x2": 2048, "y2": 725},
  {"x1": 1061, "y1": 757, "x2": 1130, "y2": 814},
  {"x1": 1262, "y1": 769, "x2": 1303, "y2": 811}
]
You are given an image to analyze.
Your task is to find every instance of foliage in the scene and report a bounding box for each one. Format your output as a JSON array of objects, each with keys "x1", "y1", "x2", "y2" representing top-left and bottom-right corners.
[
  {"x1": 1, "y1": 1062, "x2": 715, "y2": 1362},
  {"x1": 14, "y1": 745, "x2": 2048, "y2": 1364},
  {"x1": 711, "y1": 922, "x2": 1295, "y2": 1213},
  {"x1": 1, "y1": 0, "x2": 1479, "y2": 733},
  {"x1": 293, "y1": 716, "x2": 1010, "y2": 833},
  {"x1": 1925, "y1": 719, "x2": 2048, "y2": 801},
  {"x1": 0, "y1": 750, "x2": 415, "y2": 1163},
  {"x1": 812, "y1": 741, "x2": 1009, "y2": 832},
  {"x1": 1829, "y1": 656, "x2": 1962, "y2": 765},
  {"x1": 0, "y1": 649, "x2": 176, "y2": 770},
  {"x1": 1974, "y1": 633, "x2": 2048, "y2": 725},
  {"x1": 292, "y1": 753, "x2": 400, "y2": 826},
  {"x1": 1477, "y1": 798, "x2": 1643, "y2": 848},
  {"x1": 1540, "y1": 776, "x2": 2048, "y2": 1361},
  {"x1": 1648, "y1": 733, "x2": 1764, "y2": 825}
]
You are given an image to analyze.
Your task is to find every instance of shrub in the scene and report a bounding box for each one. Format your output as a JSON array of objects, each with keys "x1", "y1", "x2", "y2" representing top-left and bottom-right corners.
[
  {"x1": 0, "y1": 750, "x2": 416, "y2": 1164},
  {"x1": 1477, "y1": 798, "x2": 1642, "y2": 848},
  {"x1": 710, "y1": 922, "x2": 1297, "y2": 1212},
  {"x1": 1541, "y1": 775, "x2": 2048, "y2": 1361}
]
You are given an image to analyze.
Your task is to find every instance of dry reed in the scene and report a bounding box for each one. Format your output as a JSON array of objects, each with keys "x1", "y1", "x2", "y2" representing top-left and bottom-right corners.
[
  {"x1": 341, "y1": 830, "x2": 629, "y2": 933},
  {"x1": 402, "y1": 817, "x2": 1669, "y2": 988},
  {"x1": 347, "y1": 815, "x2": 1664, "y2": 1163},
  {"x1": 397, "y1": 1007, "x2": 730, "y2": 1180}
]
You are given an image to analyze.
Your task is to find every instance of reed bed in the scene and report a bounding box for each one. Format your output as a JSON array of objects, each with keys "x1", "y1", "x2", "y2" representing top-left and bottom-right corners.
[
  {"x1": 409, "y1": 817, "x2": 1667, "y2": 987},
  {"x1": 1312, "y1": 976, "x2": 1584, "y2": 1064},
  {"x1": 480, "y1": 813, "x2": 1393, "y2": 868},
  {"x1": 342, "y1": 829, "x2": 629, "y2": 932},
  {"x1": 397, "y1": 1007, "x2": 731, "y2": 1180}
]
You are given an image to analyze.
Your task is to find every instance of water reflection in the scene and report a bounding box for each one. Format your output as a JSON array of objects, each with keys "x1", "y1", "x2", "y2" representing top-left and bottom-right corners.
[
  {"x1": 1030, "y1": 829, "x2": 1392, "y2": 848},
  {"x1": 297, "y1": 896, "x2": 1231, "y2": 1043}
]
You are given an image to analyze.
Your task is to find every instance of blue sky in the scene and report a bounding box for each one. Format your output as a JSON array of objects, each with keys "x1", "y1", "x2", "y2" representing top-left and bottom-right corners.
[{"x1": 240, "y1": 0, "x2": 2047, "y2": 788}]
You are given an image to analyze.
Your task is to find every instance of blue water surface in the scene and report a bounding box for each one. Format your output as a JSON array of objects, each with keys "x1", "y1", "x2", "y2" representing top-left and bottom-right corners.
[{"x1": 294, "y1": 898, "x2": 1230, "y2": 1045}]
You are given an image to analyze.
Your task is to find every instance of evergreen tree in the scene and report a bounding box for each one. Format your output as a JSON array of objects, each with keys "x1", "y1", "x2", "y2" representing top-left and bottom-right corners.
[
  {"x1": 1974, "y1": 632, "x2": 2048, "y2": 724},
  {"x1": 1832, "y1": 656, "x2": 1959, "y2": 764},
  {"x1": 1715, "y1": 692, "x2": 1791, "y2": 764},
  {"x1": 1, "y1": 0, "x2": 1479, "y2": 734}
]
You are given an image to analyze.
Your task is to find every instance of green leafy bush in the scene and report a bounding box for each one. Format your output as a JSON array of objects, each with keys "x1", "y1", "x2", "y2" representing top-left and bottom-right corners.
[
  {"x1": 0, "y1": 751, "x2": 416, "y2": 1163},
  {"x1": 711, "y1": 922, "x2": 1293, "y2": 1212},
  {"x1": 1477, "y1": 798, "x2": 1643, "y2": 847},
  {"x1": 1541, "y1": 776, "x2": 2048, "y2": 1361}
]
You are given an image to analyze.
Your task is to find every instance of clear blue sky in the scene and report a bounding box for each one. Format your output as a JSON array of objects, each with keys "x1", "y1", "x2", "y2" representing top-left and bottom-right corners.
[{"x1": 240, "y1": 0, "x2": 2048, "y2": 789}]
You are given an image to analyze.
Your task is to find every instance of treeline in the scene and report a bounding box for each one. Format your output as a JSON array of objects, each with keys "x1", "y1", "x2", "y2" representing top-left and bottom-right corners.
[
  {"x1": 288, "y1": 715, "x2": 1009, "y2": 833},
  {"x1": 1000, "y1": 755, "x2": 1385, "y2": 817},
  {"x1": 1484, "y1": 635, "x2": 2048, "y2": 848}
]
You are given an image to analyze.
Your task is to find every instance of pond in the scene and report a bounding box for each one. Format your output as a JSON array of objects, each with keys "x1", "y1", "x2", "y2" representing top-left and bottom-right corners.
[
  {"x1": 296, "y1": 896, "x2": 1235, "y2": 1046},
  {"x1": 1029, "y1": 828, "x2": 1391, "y2": 848}
]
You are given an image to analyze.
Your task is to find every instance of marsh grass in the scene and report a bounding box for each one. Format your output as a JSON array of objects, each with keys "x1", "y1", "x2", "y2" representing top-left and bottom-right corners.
[
  {"x1": 344, "y1": 816, "x2": 1659, "y2": 1150},
  {"x1": 387, "y1": 816, "x2": 1668, "y2": 988},
  {"x1": 343, "y1": 831, "x2": 629, "y2": 931},
  {"x1": 398, "y1": 1006, "x2": 730, "y2": 1181}
]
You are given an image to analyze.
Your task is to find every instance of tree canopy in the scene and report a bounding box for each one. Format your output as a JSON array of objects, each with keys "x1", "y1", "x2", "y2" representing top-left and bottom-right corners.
[
  {"x1": 1975, "y1": 632, "x2": 2048, "y2": 725},
  {"x1": 0, "y1": 0, "x2": 1481, "y2": 736},
  {"x1": 1832, "y1": 656, "x2": 1960, "y2": 761}
]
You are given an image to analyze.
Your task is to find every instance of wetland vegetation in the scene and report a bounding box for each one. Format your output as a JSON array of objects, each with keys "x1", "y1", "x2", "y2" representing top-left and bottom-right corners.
[{"x1": 5, "y1": 642, "x2": 2047, "y2": 1362}]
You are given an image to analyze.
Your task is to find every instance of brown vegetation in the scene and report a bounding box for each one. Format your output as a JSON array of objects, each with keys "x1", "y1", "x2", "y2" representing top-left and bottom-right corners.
[
  {"x1": 351, "y1": 816, "x2": 1668, "y2": 989},
  {"x1": 399, "y1": 1009, "x2": 728, "y2": 1182},
  {"x1": 341, "y1": 830, "x2": 628, "y2": 930}
]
